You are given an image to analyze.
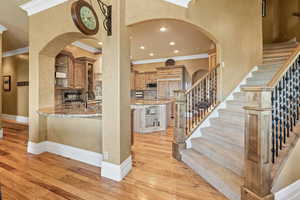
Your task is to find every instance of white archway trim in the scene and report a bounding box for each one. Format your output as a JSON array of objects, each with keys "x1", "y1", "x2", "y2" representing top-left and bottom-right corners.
[
  {"x1": 132, "y1": 53, "x2": 208, "y2": 65},
  {"x1": 2, "y1": 47, "x2": 29, "y2": 58},
  {"x1": 72, "y1": 41, "x2": 101, "y2": 54},
  {"x1": 0, "y1": 25, "x2": 7, "y2": 33},
  {"x1": 20, "y1": 0, "x2": 68, "y2": 16},
  {"x1": 162, "y1": 0, "x2": 192, "y2": 8}
]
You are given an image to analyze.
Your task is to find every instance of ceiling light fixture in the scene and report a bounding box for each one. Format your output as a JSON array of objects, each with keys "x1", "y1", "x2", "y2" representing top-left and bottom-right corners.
[
  {"x1": 174, "y1": 50, "x2": 179, "y2": 54},
  {"x1": 169, "y1": 42, "x2": 175, "y2": 46},
  {"x1": 98, "y1": 42, "x2": 103, "y2": 45},
  {"x1": 149, "y1": 53, "x2": 154, "y2": 57},
  {"x1": 140, "y1": 46, "x2": 145, "y2": 50},
  {"x1": 160, "y1": 27, "x2": 167, "y2": 32}
]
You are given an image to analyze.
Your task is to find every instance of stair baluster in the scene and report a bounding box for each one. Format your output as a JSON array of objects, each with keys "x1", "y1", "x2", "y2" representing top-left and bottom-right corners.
[{"x1": 173, "y1": 65, "x2": 220, "y2": 160}]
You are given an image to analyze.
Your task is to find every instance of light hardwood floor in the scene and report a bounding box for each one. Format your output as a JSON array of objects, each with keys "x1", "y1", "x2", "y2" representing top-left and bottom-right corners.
[{"x1": 0, "y1": 122, "x2": 227, "y2": 200}]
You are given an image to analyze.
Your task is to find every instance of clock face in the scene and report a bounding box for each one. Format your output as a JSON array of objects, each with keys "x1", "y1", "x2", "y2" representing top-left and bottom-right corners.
[
  {"x1": 71, "y1": 0, "x2": 99, "y2": 35},
  {"x1": 80, "y1": 6, "x2": 97, "y2": 30}
]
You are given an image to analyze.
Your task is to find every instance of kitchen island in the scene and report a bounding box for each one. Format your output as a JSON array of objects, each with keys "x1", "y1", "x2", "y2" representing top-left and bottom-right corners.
[
  {"x1": 131, "y1": 99, "x2": 174, "y2": 134},
  {"x1": 36, "y1": 104, "x2": 102, "y2": 156}
]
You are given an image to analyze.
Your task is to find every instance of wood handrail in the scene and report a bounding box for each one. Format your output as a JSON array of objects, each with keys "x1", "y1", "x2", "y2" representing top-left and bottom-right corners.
[
  {"x1": 267, "y1": 44, "x2": 300, "y2": 87},
  {"x1": 185, "y1": 64, "x2": 220, "y2": 94}
]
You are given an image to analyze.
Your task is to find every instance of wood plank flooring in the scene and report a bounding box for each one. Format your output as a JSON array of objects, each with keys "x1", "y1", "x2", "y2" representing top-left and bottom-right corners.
[{"x1": 0, "y1": 122, "x2": 228, "y2": 200}]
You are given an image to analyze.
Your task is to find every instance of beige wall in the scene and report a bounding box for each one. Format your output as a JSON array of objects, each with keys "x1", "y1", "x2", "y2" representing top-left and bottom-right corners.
[
  {"x1": 272, "y1": 139, "x2": 300, "y2": 192},
  {"x1": 47, "y1": 117, "x2": 102, "y2": 153},
  {"x1": 132, "y1": 58, "x2": 209, "y2": 77},
  {"x1": 127, "y1": 0, "x2": 263, "y2": 100},
  {"x1": 278, "y1": 0, "x2": 300, "y2": 41},
  {"x1": 0, "y1": 33, "x2": 2, "y2": 124},
  {"x1": 2, "y1": 54, "x2": 29, "y2": 116},
  {"x1": 263, "y1": 0, "x2": 280, "y2": 43},
  {"x1": 263, "y1": 0, "x2": 300, "y2": 42}
]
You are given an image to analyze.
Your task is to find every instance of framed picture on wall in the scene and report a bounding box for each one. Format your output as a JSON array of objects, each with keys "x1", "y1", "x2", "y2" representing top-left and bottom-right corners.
[
  {"x1": 3, "y1": 76, "x2": 11, "y2": 92},
  {"x1": 262, "y1": 0, "x2": 267, "y2": 17}
]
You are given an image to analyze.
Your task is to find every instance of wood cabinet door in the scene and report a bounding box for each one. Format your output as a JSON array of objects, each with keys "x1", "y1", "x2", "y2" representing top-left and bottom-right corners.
[
  {"x1": 68, "y1": 58, "x2": 74, "y2": 88},
  {"x1": 74, "y1": 62, "x2": 86, "y2": 89},
  {"x1": 157, "y1": 80, "x2": 169, "y2": 99},
  {"x1": 130, "y1": 72, "x2": 135, "y2": 90}
]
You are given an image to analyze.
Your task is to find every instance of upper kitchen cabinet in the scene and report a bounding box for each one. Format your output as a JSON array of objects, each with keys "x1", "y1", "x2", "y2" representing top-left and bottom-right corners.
[
  {"x1": 74, "y1": 57, "x2": 96, "y2": 92},
  {"x1": 134, "y1": 71, "x2": 157, "y2": 90},
  {"x1": 55, "y1": 51, "x2": 75, "y2": 89}
]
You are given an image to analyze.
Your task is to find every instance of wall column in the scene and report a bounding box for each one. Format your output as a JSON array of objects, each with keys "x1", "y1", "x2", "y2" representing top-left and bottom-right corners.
[{"x1": 101, "y1": 0, "x2": 132, "y2": 181}]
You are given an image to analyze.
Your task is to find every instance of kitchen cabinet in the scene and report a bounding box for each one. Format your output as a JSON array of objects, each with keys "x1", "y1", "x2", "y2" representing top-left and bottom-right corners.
[
  {"x1": 74, "y1": 60, "x2": 86, "y2": 89},
  {"x1": 134, "y1": 72, "x2": 157, "y2": 90},
  {"x1": 55, "y1": 51, "x2": 74, "y2": 88},
  {"x1": 131, "y1": 104, "x2": 168, "y2": 133},
  {"x1": 156, "y1": 65, "x2": 185, "y2": 99}
]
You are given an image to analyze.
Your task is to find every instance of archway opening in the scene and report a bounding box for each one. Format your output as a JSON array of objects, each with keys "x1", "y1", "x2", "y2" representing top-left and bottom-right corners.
[
  {"x1": 128, "y1": 18, "x2": 218, "y2": 161},
  {"x1": 35, "y1": 32, "x2": 103, "y2": 160}
]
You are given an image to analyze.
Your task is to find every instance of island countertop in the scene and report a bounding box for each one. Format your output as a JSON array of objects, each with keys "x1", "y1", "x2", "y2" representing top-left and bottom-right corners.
[
  {"x1": 38, "y1": 105, "x2": 102, "y2": 118},
  {"x1": 131, "y1": 99, "x2": 174, "y2": 106}
]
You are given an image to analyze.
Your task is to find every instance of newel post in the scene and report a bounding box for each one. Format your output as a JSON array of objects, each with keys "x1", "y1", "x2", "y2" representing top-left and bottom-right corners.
[
  {"x1": 241, "y1": 87, "x2": 274, "y2": 200},
  {"x1": 173, "y1": 90, "x2": 187, "y2": 161}
]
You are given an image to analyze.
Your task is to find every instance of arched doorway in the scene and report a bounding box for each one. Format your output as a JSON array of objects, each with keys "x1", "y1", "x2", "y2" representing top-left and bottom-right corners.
[{"x1": 127, "y1": 18, "x2": 219, "y2": 177}]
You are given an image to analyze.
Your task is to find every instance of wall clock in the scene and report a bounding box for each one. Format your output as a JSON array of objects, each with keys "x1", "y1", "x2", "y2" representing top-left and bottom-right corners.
[{"x1": 71, "y1": 0, "x2": 99, "y2": 35}]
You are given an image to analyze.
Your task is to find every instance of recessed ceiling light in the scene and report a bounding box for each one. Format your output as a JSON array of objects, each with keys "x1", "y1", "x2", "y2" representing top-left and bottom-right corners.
[
  {"x1": 98, "y1": 42, "x2": 103, "y2": 45},
  {"x1": 169, "y1": 41, "x2": 175, "y2": 46},
  {"x1": 174, "y1": 50, "x2": 179, "y2": 54},
  {"x1": 149, "y1": 53, "x2": 154, "y2": 57},
  {"x1": 160, "y1": 27, "x2": 167, "y2": 32},
  {"x1": 140, "y1": 46, "x2": 145, "y2": 50}
]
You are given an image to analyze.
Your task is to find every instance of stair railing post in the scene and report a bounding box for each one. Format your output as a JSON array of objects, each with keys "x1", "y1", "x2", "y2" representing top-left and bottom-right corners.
[
  {"x1": 173, "y1": 90, "x2": 187, "y2": 161},
  {"x1": 241, "y1": 87, "x2": 274, "y2": 200}
]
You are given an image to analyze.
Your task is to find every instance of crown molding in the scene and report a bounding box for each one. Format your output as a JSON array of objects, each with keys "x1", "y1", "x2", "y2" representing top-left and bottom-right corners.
[
  {"x1": 2, "y1": 47, "x2": 29, "y2": 58},
  {"x1": 72, "y1": 41, "x2": 102, "y2": 54},
  {"x1": 163, "y1": 0, "x2": 192, "y2": 7},
  {"x1": 20, "y1": 0, "x2": 68, "y2": 16},
  {"x1": 132, "y1": 53, "x2": 209, "y2": 65},
  {"x1": 0, "y1": 25, "x2": 8, "y2": 33}
]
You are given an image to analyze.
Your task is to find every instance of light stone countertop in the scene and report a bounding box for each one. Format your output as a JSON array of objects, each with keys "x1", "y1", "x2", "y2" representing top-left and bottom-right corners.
[{"x1": 37, "y1": 106, "x2": 102, "y2": 119}]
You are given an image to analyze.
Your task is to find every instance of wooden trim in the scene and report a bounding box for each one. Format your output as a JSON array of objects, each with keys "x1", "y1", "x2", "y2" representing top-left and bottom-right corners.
[
  {"x1": 267, "y1": 44, "x2": 300, "y2": 87},
  {"x1": 185, "y1": 64, "x2": 220, "y2": 94},
  {"x1": 156, "y1": 65, "x2": 185, "y2": 70}
]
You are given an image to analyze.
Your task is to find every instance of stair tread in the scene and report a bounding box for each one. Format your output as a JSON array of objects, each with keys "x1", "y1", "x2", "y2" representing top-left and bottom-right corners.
[
  {"x1": 181, "y1": 149, "x2": 243, "y2": 200},
  {"x1": 191, "y1": 137, "x2": 244, "y2": 162}
]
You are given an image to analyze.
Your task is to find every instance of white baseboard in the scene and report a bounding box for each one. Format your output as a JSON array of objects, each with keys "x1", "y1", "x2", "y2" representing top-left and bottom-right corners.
[
  {"x1": 27, "y1": 141, "x2": 103, "y2": 167},
  {"x1": 275, "y1": 180, "x2": 300, "y2": 200},
  {"x1": 101, "y1": 156, "x2": 132, "y2": 182},
  {"x1": 185, "y1": 66, "x2": 258, "y2": 148},
  {"x1": 1, "y1": 114, "x2": 29, "y2": 123},
  {"x1": 0, "y1": 128, "x2": 3, "y2": 138}
]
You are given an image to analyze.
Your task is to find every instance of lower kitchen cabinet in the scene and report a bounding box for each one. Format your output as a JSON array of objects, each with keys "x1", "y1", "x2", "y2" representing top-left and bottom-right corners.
[{"x1": 131, "y1": 104, "x2": 169, "y2": 133}]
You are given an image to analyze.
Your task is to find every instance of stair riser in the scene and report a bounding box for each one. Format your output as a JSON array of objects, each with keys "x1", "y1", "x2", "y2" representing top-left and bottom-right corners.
[
  {"x1": 263, "y1": 53, "x2": 291, "y2": 58},
  {"x1": 181, "y1": 153, "x2": 241, "y2": 200},
  {"x1": 251, "y1": 72, "x2": 277, "y2": 79},
  {"x1": 191, "y1": 142, "x2": 244, "y2": 176},
  {"x1": 245, "y1": 80, "x2": 268, "y2": 86}
]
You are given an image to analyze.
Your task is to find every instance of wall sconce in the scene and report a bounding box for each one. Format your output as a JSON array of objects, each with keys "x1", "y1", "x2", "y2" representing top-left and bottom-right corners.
[{"x1": 97, "y1": 0, "x2": 112, "y2": 36}]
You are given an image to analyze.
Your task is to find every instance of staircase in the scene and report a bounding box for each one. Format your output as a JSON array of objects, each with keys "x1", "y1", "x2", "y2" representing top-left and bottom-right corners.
[{"x1": 180, "y1": 41, "x2": 299, "y2": 200}]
